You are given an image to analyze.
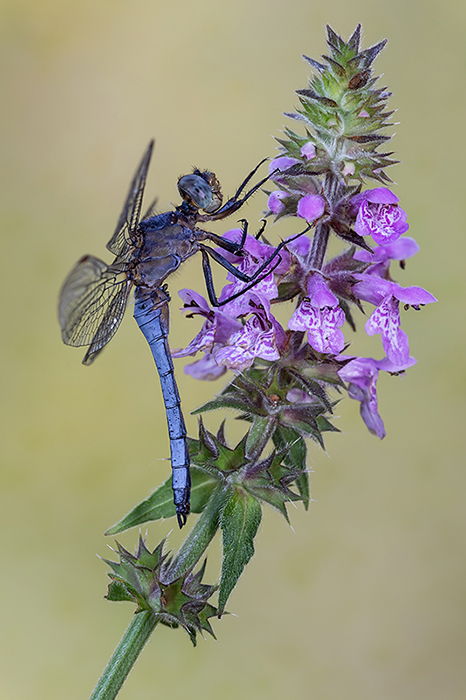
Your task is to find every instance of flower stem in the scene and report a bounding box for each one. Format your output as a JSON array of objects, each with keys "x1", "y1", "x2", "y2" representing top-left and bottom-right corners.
[
  {"x1": 89, "y1": 611, "x2": 158, "y2": 700},
  {"x1": 170, "y1": 483, "x2": 229, "y2": 578},
  {"x1": 308, "y1": 221, "x2": 330, "y2": 269}
]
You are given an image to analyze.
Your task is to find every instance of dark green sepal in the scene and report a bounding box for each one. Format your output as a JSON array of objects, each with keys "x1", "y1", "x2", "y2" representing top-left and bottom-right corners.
[
  {"x1": 190, "y1": 419, "x2": 249, "y2": 475},
  {"x1": 191, "y1": 394, "x2": 256, "y2": 416},
  {"x1": 272, "y1": 425, "x2": 309, "y2": 508},
  {"x1": 245, "y1": 415, "x2": 278, "y2": 461},
  {"x1": 316, "y1": 415, "x2": 341, "y2": 433},
  {"x1": 106, "y1": 579, "x2": 137, "y2": 603},
  {"x1": 244, "y1": 449, "x2": 303, "y2": 520},
  {"x1": 104, "y1": 536, "x2": 218, "y2": 646}
]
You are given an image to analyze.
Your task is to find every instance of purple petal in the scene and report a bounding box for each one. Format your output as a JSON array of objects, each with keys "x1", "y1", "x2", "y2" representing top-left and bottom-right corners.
[
  {"x1": 269, "y1": 156, "x2": 299, "y2": 175},
  {"x1": 178, "y1": 288, "x2": 211, "y2": 314},
  {"x1": 268, "y1": 190, "x2": 287, "y2": 215},
  {"x1": 184, "y1": 352, "x2": 227, "y2": 381},
  {"x1": 290, "y1": 301, "x2": 345, "y2": 354},
  {"x1": 354, "y1": 236, "x2": 420, "y2": 264},
  {"x1": 172, "y1": 320, "x2": 216, "y2": 357},
  {"x1": 215, "y1": 308, "x2": 284, "y2": 370},
  {"x1": 300, "y1": 142, "x2": 316, "y2": 160},
  {"x1": 287, "y1": 388, "x2": 314, "y2": 403},
  {"x1": 353, "y1": 275, "x2": 395, "y2": 306},
  {"x1": 365, "y1": 187, "x2": 399, "y2": 204},
  {"x1": 285, "y1": 233, "x2": 311, "y2": 257},
  {"x1": 365, "y1": 296, "x2": 410, "y2": 365},
  {"x1": 307, "y1": 274, "x2": 338, "y2": 308},
  {"x1": 216, "y1": 231, "x2": 281, "y2": 315},
  {"x1": 172, "y1": 307, "x2": 241, "y2": 358},
  {"x1": 288, "y1": 298, "x2": 313, "y2": 331},
  {"x1": 338, "y1": 357, "x2": 385, "y2": 439},
  {"x1": 349, "y1": 191, "x2": 368, "y2": 216},
  {"x1": 215, "y1": 343, "x2": 256, "y2": 371},
  {"x1": 379, "y1": 237, "x2": 419, "y2": 260},
  {"x1": 220, "y1": 274, "x2": 277, "y2": 317},
  {"x1": 391, "y1": 284, "x2": 437, "y2": 306},
  {"x1": 307, "y1": 306, "x2": 346, "y2": 354},
  {"x1": 376, "y1": 355, "x2": 417, "y2": 372},
  {"x1": 297, "y1": 194, "x2": 326, "y2": 221}
]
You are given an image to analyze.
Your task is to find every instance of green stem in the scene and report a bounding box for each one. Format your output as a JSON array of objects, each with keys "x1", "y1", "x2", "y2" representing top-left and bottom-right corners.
[
  {"x1": 89, "y1": 612, "x2": 158, "y2": 700},
  {"x1": 170, "y1": 483, "x2": 229, "y2": 578}
]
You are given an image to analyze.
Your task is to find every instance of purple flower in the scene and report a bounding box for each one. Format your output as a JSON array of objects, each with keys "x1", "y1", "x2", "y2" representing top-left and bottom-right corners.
[
  {"x1": 354, "y1": 236, "x2": 420, "y2": 277},
  {"x1": 338, "y1": 355, "x2": 417, "y2": 439},
  {"x1": 352, "y1": 187, "x2": 409, "y2": 245},
  {"x1": 300, "y1": 142, "x2": 316, "y2": 160},
  {"x1": 288, "y1": 274, "x2": 346, "y2": 355},
  {"x1": 172, "y1": 289, "x2": 242, "y2": 374},
  {"x1": 268, "y1": 190, "x2": 287, "y2": 215},
  {"x1": 297, "y1": 194, "x2": 326, "y2": 222},
  {"x1": 353, "y1": 276, "x2": 437, "y2": 365},
  {"x1": 215, "y1": 302, "x2": 286, "y2": 371},
  {"x1": 269, "y1": 156, "x2": 299, "y2": 176}
]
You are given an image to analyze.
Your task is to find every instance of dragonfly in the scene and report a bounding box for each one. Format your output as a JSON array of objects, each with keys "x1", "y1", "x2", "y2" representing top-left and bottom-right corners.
[{"x1": 59, "y1": 141, "x2": 299, "y2": 527}]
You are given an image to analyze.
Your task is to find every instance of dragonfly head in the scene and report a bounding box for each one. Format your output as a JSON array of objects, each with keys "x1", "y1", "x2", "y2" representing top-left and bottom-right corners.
[{"x1": 177, "y1": 169, "x2": 223, "y2": 214}]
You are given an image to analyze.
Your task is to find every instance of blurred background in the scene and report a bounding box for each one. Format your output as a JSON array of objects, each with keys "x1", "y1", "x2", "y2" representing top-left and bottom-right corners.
[{"x1": 1, "y1": 1, "x2": 465, "y2": 698}]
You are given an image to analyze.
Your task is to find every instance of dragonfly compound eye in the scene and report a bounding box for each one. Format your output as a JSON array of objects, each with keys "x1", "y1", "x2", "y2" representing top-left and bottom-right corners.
[{"x1": 177, "y1": 174, "x2": 213, "y2": 211}]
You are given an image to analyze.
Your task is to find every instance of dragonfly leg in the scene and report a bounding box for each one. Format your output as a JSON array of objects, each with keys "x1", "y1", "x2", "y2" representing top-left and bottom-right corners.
[
  {"x1": 200, "y1": 245, "x2": 281, "y2": 307},
  {"x1": 200, "y1": 224, "x2": 312, "y2": 307},
  {"x1": 197, "y1": 160, "x2": 270, "y2": 222},
  {"x1": 197, "y1": 218, "x2": 247, "y2": 256},
  {"x1": 201, "y1": 218, "x2": 267, "y2": 260}
]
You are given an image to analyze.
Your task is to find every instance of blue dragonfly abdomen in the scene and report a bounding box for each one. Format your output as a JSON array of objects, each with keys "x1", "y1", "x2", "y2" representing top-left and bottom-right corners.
[{"x1": 133, "y1": 289, "x2": 190, "y2": 526}]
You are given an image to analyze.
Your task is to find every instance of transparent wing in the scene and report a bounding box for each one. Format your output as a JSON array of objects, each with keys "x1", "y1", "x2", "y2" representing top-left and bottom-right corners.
[
  {"x1": 59, "y1": 255, "x2": 132, "y2": 365},
  {"x1": 106, "y1": 140, "x2": 155, "y2": 257}
]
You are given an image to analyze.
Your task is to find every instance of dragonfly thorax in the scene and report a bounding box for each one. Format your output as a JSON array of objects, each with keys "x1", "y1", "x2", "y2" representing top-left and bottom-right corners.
[{"x1": 133, "y1": 212, "x2": 199, "y2": 288}]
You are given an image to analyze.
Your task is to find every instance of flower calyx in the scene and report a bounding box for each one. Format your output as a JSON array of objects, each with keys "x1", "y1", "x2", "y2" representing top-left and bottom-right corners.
[{"x1": 104, "y1": 536, "x2": 217, "y2": 645}]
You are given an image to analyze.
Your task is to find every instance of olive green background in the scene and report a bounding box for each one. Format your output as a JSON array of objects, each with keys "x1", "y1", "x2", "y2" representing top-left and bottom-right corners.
[{"x1": 1, "y1": 1, "x2": 464, "y2": 698}]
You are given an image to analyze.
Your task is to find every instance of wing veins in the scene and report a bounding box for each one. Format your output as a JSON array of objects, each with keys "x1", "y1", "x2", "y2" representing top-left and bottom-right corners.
[
  {"x1": 106, "y1": 140, "x2": 155, "y2": 257},
  {"x1": 59, "y1": 256, "x2": 132, "y2": 350}
]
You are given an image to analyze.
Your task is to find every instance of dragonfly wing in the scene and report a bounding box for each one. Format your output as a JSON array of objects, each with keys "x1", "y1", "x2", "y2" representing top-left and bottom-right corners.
[
  {"x1": 106, "y1": 140, "x2": 155, "y2": 257},
  {"x1": 59, "y1": 255, "x2": 132, "y2": 364}
]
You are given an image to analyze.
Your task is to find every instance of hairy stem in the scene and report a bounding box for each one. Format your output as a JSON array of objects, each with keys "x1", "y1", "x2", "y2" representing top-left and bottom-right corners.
[
  {"x1": 308, "y1": 221, "x2": 330, "y2": 269},
  {"x1": 308, "y1": 173, "x2": 341, "y2": 269},
  {"x1": 89, "y1": 612, "x2": 158, "y2": 700},
  {"x1": 170, "y1": 483, "x2": 229, "y2": 579}
]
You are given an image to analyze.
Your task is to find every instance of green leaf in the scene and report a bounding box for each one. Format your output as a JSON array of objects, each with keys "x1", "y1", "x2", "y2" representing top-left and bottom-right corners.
[
  {"x1": 192, "y1": 396, "x2": 255, "y2": 416},
  {"x1": 218, "y1": 490, "x2": 262, "y2": 613},
  {"x1": 105, "y1": 467, "x2": 218, "y2": 535}
]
